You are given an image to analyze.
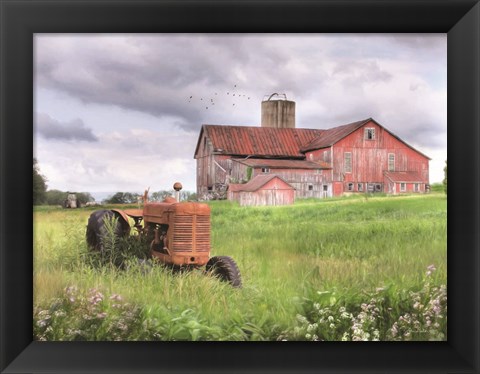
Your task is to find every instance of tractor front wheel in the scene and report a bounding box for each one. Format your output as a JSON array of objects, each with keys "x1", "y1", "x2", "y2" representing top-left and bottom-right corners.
[{"x1": 206, "y1": 256, "x2": 242, "y2": 288}]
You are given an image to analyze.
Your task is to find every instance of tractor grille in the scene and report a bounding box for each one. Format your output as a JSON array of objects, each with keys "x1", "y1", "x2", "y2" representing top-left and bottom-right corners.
[{"x1": 172, "y1": 215, "x2": 210, "y2": 252}]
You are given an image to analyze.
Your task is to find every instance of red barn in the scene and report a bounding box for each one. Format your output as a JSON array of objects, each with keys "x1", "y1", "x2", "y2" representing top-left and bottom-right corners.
[{"x1": 194, "y1": 97, "x2": 430, "y2": 201}]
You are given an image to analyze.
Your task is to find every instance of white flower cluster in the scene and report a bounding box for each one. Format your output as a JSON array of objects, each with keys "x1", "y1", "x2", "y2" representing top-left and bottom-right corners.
[{"x1": 294, "y1": 265, "x2": 446, "y2": 341}]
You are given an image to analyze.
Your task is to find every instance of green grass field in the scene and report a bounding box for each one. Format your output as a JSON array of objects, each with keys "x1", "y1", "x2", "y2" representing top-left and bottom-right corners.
[{"x1": 33, "y1": 193, "x2": 447, "y2": 341}]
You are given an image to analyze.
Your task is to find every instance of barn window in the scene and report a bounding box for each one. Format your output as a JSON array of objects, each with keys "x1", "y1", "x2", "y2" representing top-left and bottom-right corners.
[
  {"x1": 357, "y1": 183, "x2": 364, "y2": 192},
  {"x1": 400, "y1": 183, "x2": 406, "y2": 192},
  {"x1": 347, "y1": 183, "x2": 354, "y2": 191},
  {"x1": 261, "y1": 167, "x2": 270, "y2": 173},
  {"x1": 308, "y1": 184, "x2": 313, "y2": 191},
  {"x1": 388, "y1": 153, "x2": 395, "y2": 172},
  {"x1": 375, "y1": 184, "x2": 382, "y2": 192},
  {"x1": 414, "y1": 183, "x2": 419, "y2": 192},
  {"x1": 323, "y1": 151, "x2": 328, "y2": 162},
  {"x1": 344, "y1": 152, "x2": 352, "y2": 173},
  {"x1": 365, "y1": 128, "x2": 375, "y2": 140}
]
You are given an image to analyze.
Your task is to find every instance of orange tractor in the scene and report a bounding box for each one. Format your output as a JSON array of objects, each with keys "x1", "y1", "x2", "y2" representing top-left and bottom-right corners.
[{"x1": 85, "y1": 183, "x2": 241, "y2": 287}]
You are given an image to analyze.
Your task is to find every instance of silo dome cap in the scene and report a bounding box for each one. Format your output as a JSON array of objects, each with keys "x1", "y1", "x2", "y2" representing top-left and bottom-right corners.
[{"x1": 263, "y1": 93, "x2": 288, "y2": 101}]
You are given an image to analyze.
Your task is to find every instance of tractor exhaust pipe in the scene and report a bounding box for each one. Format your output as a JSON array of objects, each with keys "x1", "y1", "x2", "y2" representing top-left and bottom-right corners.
[{"x1": 173, "y1": 182, "x2": 183, "y2": 202}]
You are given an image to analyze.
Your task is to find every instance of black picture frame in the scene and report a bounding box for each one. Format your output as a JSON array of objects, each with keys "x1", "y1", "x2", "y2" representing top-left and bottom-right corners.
[{"x1": 1, "y1": 1, "x2": 479, "y2": 373}]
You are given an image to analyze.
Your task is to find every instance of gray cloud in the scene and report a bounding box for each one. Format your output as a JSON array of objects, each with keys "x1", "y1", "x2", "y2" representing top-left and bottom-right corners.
[
  {"x1": 35, "y1": 34, "x2": 446, "y2": 147},
  {"x1": 333, "y1": 60, "x2": 392, "y2": 87},
  {"x1": 34, "y1": 35, "x2": 323, "y2": 132},
  {"x1": 36, "y1": 113, "x2": 98, "y2": 141}
]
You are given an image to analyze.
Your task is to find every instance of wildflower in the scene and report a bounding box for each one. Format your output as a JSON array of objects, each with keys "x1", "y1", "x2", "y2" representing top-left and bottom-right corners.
[
  {"x1": 109, "y1": 294, "x2": 122, "y2": 302},
  {"x1": 65, "y1": 286, "x2": 78, "y2": 295},
  {"x1": 37, "y1": 320, "x2": 48, "y2": 328},
  {"x1": 296, "y1": 314, "x2": 307, "y2": 323},
  {"x1": 88, "y1": 290, "x2": 104, "y2": 306},
  {"x1": 329, "y1": 323, "x2": 335, "y2": 329},
  {"x1": 54, "y1": 310, "x2": 66, "y2": 318},
  {"x1": 391, "y1": 323, "x2": 398, "y2": 337},
  {"x1": 313, "y1": 303, "x2": 321, "y2": 310},
  {"x1": 327, "y1": 316, "x2": 334, "y2": 322},
  {"x1": 97, "y1": 312, "x2": 107, "y2": 319},
  {"x1": 426, "y1": 264, "x2": 437, "y2": 277},
  {"x1": 305, "y1": 333, "x2": 312, "y2": 339}
]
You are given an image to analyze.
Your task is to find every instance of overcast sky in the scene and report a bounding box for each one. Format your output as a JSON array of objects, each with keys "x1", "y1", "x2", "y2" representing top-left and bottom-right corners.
[{"x1": 34, "y1": 34, "x2": 447, "y2": 200}]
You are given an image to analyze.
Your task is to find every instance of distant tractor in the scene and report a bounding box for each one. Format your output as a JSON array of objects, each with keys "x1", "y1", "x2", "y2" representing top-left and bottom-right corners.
[
  {"x1": 64, "y1": 192, "x2": 79, "y2": 208},
  {"x1": 85, "y1": 183, "x2": 242, "y2": 287}
]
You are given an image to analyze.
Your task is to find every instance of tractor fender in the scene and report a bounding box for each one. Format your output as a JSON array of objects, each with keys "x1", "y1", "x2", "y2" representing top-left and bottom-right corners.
[{"x1": 111, "y1": 209, "x2": 131, "y2": 234}]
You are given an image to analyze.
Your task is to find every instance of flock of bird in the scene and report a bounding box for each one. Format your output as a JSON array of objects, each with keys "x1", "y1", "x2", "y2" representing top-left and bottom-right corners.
[{"x1": 187, "y1": 84, "x2": 251, "y2": 110}]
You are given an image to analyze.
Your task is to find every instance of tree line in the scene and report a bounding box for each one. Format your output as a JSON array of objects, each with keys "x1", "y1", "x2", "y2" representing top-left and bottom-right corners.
[
  {"x1": 34, "y1": 158, "x2": 95, "y2": 206},
  {"x1": 104, "y1": 190, "x2": 197, "y2": 204},
  {"x1": 34, "y1": 158, "x2": 197, "y2": 206}
]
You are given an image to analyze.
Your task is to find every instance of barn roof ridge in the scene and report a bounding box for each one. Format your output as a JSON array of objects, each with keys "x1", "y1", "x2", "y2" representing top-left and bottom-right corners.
[
  {"x1": 299, "y1": 118, "x2": 372, "y2": 151},
  {"x1": 194, "y1": 118, "x2": 430, "y2": 160},
  {"x1": 300, "y1": 118, "x2": 431, "y2": 160}
]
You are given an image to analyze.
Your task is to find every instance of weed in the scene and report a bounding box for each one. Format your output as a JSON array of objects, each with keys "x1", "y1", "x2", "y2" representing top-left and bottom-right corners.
[{"x1": 34, "y1": 194, "x2": 447, "y2": 340}]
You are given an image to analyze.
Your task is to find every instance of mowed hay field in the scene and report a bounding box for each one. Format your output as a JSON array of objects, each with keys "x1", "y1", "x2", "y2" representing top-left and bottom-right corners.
[{"x1": 33, "y1": 193, "x2": 447, "y2": 341}]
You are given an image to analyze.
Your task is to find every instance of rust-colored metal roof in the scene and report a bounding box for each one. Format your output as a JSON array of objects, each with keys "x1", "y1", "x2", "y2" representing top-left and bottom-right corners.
[
  {"x1": 195, "y1": 125, "x2": 324, "y2": 158},
  {"x1": 234, "y1": 158, "x2": 331, "y2": 169},
  {"x1": 300, "y1": 118, "x2": 431, "y2": 160},
  {"x1": 229, "y1": 174, "x2": 294, "y2": 192},
  {"x1": 384, "y1": 171, "x2": 424, "y2": 183},
  {"x1": 300, "y1": 119, "x2": 370, "y2": 151},
  {"x1": 195, "y1": 118, "x2": 430, "y2": 161}
]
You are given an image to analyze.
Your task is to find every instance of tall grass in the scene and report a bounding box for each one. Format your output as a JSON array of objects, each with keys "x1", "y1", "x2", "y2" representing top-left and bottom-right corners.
[{"x1": 33, "y1": 193, "x2": 447, "y2": 341}]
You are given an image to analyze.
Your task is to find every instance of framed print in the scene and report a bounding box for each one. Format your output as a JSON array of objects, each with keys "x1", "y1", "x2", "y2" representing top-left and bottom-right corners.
[{"x1": 1, "y1": 0, "x2": 479, "y2": 373}]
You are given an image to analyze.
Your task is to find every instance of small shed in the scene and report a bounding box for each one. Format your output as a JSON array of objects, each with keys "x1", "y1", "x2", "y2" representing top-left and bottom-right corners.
[{"x1": 228, "y1": 174, "x2": 295, "y2": 206}]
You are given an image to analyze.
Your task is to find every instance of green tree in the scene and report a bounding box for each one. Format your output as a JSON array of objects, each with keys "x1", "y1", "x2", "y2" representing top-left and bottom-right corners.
[
  {"x1": 105, "y1": 192, "x2": 127, "y2": 204},
  {"x1": 76, "y1": 192, "x2": 94, "y2": 205},
  {"x1": 45, "y1": 189, "x2": 65, "y2": 205},
  {"x1": 443, "y1": 160, "x2": 447, "y2": 195},
  {"x1": 105, "y1": 192, "x2": 139, "y2": 204},
  {"x1": 33, "y1": 158, "x2": 47, "y2": 205}
]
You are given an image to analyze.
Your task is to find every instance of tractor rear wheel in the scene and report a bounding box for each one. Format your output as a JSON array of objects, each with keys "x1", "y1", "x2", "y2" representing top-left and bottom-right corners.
[
  {"x1": 86, "y1": 210, "x2": 129, "y2": 251},
  {"x1": 206, "y1": 256, "x2": 242, "y2": 288}
]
